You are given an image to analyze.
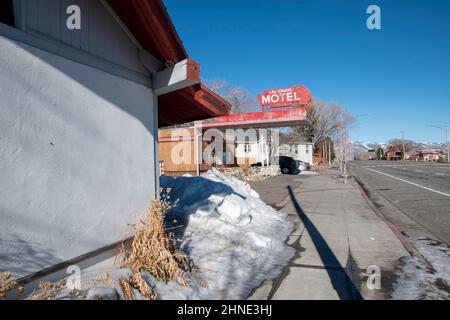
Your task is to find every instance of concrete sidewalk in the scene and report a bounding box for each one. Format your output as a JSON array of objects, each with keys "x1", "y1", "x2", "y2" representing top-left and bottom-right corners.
[{"x1": 249, "y1": 169, "x2": 409, "y2": 300}]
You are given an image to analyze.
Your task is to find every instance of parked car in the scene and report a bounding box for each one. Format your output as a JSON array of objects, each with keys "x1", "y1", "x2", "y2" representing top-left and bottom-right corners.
[
  {"x1": 298, "y1": 161, "x2": 311, "y2": 171},
  {"x1": 279, "y1": 156, "x2": 300, "y2": 175}
]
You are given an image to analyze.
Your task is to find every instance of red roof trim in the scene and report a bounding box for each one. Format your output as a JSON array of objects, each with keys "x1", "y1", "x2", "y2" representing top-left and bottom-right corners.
[
  {"x1": 107, "y1": 1, "x2": 231, "y2": 126},
  {"x1": 158, "y1": 85, "x2": 231, "y2": 127},
  {"x1": 107, "y1": 0, "x2": 187, "y2": 63},
  {"x1": 194, "y1": 85, "x2": 232, "y2": 116}
]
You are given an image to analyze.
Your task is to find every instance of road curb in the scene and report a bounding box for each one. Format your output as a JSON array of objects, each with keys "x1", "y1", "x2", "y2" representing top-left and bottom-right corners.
[
  {"x1": 350, "y1": 170, "x2": 438, "y2": 271},
  {"x1": 350, "y1": 172, "x2": 418, "y2": 257}
]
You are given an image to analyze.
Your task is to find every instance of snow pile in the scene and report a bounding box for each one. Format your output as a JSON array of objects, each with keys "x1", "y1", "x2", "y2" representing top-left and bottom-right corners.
[
  {"x1": 20, "y1": 168, "x2": 293, "y2": 300},
  {"x1": 392, "y1": 238, "x2": 450, "y2": 300},
  {"x1": 62, "y1": 168, "x2": 294, "y2": 300},
  {"x1": 151, "y1": 168, "x2": 294, "y2": 299}
]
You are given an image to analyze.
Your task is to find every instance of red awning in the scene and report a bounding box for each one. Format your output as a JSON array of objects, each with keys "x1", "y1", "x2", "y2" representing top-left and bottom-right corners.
[
  {"x1": 107, "y1": 0, "x2": 231, "y2": 126},
  {"x1": 199, "y1": 108, "x2": 310, "y2": 129}
]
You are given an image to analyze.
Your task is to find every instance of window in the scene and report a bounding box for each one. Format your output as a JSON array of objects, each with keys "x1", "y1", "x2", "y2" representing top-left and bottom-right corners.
[
  {"x1": 0, "y1": 0, "x2": 15, "y2": 27},
  {"x1": 159, "y1": 161, "x2": 165, "y2": 176},
  {"x1": 244, "y1": 144, "x2": 251, "y2": 153},
  {"x1": 306, "y1": 146, "x2": 310, "y2": 154}
]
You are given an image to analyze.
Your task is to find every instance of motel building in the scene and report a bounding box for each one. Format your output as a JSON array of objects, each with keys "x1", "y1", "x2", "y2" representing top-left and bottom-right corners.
[
  {"x1": 158, "y1": 90, "x2": 312, "y2": 176},
  {"x1": 0, "y1": 0, "x2": 231, "y2": 288}
]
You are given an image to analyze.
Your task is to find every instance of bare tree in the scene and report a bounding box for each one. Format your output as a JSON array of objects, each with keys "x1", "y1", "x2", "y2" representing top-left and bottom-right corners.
[
  {"x1": 204, "y1": 79, "x2": 228, "y2": 94},
  {"x1": 223, "y1": 87, "x2": 255, "y2": 114},
  {"x1": 335, "y1": 125, "x2": 353, "y2": 170},
  {"x1": 388, "y1": 139, "x2": 415, "y2": 153},
  {"x1": 295, "y1": 100, "x2": 355, "y2": 146},
  {"x1": 203, "y1": 79, "x2": 258, "y2": 114}
]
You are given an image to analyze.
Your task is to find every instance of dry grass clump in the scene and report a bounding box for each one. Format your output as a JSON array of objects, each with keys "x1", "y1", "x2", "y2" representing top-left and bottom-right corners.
[
  {"x1": 27, "y1": 279, "x2": 67, "y2": 300},
  {"x1": 129, "y1": 272, "x2": 157, "y2": 300},
  {"x1": 119, "y1": 278, "x2": 134, "y2": 300},
  {"x1": 121, "y1": 196, "x2": 191, "y2": 288},
  {"x1": 117, "y1": 272, "x2": 157, "y2": 301},
  {"x1": 0, "y1": 272, "x2": 17, "y2": 300}
]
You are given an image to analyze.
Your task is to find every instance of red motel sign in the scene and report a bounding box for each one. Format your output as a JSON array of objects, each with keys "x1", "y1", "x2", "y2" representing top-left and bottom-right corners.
[{"x1": 258, "y1": 85, "x2": 311, "y2": 108}]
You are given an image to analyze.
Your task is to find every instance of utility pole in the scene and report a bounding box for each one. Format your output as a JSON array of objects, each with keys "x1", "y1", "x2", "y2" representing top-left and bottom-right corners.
[
  {"x1": 443, "y1": 124, "x2": 449, "y2": 164},
  {"x1": 343, "y1": 139, "x2": 348, "y2": 184},
  {"x1": 328, "y1": 139, "x2": 332, "y2": 166},
  {"x1": 402, "y1": 131, "x2": 406, "y2": 164},
  {"x1": 444, "y1": 124, "x2": 449, "y2": 164},
  {"x1": 339, "y1": 129, "x2": 345, "y2": 172},
  {"x1": 430, "y1": 124, "x2": 449, "y2": 164},
  {"x1": 322, "y1": 142, "x2": 325, "y2": 165}
]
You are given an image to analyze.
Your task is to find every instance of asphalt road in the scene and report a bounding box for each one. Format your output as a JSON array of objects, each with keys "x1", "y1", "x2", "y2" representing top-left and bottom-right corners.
[{"x1": 349, "y1": 160, "x2": 450, "y2": 246}]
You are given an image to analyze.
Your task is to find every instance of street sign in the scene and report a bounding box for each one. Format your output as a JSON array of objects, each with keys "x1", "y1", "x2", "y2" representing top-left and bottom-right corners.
[{"x1": 257, "y1": 85, "x2": 311, "y2": 108}]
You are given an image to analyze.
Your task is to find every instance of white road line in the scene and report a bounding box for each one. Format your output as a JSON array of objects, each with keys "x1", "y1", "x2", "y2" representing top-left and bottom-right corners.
[{"x1": 363, "y1": 167, "x2": 450, "y2": 198}]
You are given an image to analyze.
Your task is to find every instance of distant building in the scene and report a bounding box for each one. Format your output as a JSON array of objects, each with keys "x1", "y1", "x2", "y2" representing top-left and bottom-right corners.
[
  {"x1": 407, "y1": 151, "x2": 420, "y2": 161},
  {"x1": 235, "y1": 131, "x2": 271, "y2": 168},
  {"x1": 386, "y1": 147, "x2": 403, "y2": 161},
  {"x1": 418, "y1": 151, "x2": 441, "y2": 162},
  {"x1": 278, "y1": 133, "x2": 314, "y2": 164},
  {"x1": 355, "y1": 150, "x2": 376, "y2": 161}
]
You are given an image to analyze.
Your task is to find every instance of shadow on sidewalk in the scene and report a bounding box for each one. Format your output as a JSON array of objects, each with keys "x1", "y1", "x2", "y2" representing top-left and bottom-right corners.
[{"x1": 287, "y1": 186, "x2": 363, "y2": 300}]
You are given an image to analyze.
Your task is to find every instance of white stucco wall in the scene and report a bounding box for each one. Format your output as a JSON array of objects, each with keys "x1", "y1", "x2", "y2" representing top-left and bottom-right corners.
[{"x1": 0, "y1": 35, "x2": 156, "y2": 278}]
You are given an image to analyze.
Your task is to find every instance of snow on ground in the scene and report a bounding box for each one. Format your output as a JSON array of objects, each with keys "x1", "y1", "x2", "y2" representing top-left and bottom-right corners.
[
  {"x1": 392, "y1": 238, "x2": 450, "y2": 300},
  {"x1": 61, "y1": 168, "x2": 294, "y2": 300},
  {"x1": 155, "y1": 168, "x2": 294, "y2": 299},
  {"x1": 299, "y1": 171, "x2": 319, "y2": 176}
]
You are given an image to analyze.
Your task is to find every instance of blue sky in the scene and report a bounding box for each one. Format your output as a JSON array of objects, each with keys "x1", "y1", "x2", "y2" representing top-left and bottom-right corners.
[{"x1": 165, "y1": 0, "x2": 450, "y2": 143}]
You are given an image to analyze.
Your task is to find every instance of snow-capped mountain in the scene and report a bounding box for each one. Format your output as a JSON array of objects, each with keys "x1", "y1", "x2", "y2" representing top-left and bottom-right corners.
[
  {"x1": 352, "y1": 141, "x2": 448, "y2": 155},
  {"x1": 351, "y1": 142, "x2": 390, "y2": 154}
]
